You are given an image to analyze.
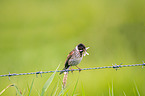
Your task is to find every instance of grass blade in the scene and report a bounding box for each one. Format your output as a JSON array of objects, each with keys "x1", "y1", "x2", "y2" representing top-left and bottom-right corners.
[
  {"x1": 109, "y1": 87, "x2": 111, "y2": 96},
  {"x1": 58, "y1": 87, "x2": 70, "y2": 96},
  {"x1": 52, "y1": 82, "x2": 59, "y2": 96},
  {"x1": 81, "y1": 82, "x2": 85, "y2": 96},
  {"x1": 123, "y1": 91, "x2": 126, "y2": 96},
  {"x1": 134, "y1": 82, "x2": 140, "y2": 96},
  {"x1": 41, "y1": 64, "x2": 60, "y2": 96},
  {"x1": 50, "y1": 81, "x2": 58, "y2": 96},
  {"x1": 112, "y1": 81, "x2": 114, "y2": 96},
  {"x1": 72, "y1": 77, "x2": 79, "y2": 96},
  {"x1": 28, "y1": 79, "x2": 34, "y2": 96},
  {"x1": 108, "y1": 83, "x2": 111, "y2": 96},
  {"x1": 13, "y1": 84, "x2": 22, "y2": 96},
  {"x1": 0, "y1": 84, "x2": 14, "y2": 95},
  {"x1": 62, "y1": 88, "x2": 70, "y2": 96},
  {"x1": 58, "y1": 81, "x2": 70, "y2": 96}
]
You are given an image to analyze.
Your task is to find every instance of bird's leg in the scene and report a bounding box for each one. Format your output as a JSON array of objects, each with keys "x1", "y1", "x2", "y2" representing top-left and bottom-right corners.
[
  {"x1": 75, "y1": 65, "x2": 82, "y2": 72},
  {"x1": 70, "y1": 66, "x2": 74, "y2": 73}
]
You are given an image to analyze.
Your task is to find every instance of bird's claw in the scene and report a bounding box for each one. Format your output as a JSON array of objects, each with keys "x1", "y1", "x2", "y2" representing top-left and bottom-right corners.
[
  {"x1": 71, "y1": 69, "x2": 74, "y2": 74},
  {"x1": 79, "y1": 68, "x2": 82, "y2": 72}
]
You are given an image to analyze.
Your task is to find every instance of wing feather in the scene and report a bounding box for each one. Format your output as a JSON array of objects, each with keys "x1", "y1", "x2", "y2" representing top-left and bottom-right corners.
[{"x1": 64, "y1": 51, "x2": 74, "y2": 69}]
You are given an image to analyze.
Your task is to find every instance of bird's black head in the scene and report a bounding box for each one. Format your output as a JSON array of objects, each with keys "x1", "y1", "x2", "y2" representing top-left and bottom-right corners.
[{"x1": 78, "y1": 43, "x2": 86, "y2": 52}]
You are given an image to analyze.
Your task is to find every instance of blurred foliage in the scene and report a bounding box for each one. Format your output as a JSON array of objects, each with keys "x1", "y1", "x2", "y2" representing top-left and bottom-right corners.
[{"x1": 0, "y1": 0, "x2": 145, "y2": 95}]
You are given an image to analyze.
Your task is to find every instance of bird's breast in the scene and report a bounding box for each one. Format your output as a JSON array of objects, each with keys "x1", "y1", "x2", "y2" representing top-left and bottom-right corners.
[{"x1": 68, "y1": 57, "x2": 83, "y2": 66}]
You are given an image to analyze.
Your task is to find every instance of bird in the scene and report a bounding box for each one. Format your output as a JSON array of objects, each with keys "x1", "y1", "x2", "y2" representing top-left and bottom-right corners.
[{"x1": 59, "y1": 43, "x2": 89, "y2": 75}]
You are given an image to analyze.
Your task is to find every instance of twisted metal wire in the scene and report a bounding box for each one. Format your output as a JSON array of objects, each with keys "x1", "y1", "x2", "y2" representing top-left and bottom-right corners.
[{"x1": 0, "y1": 63, "x2": 145, "y2": 77}]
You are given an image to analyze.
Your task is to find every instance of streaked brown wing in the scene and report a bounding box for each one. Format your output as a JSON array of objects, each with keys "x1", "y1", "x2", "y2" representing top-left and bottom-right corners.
[{"x1": 64, "y1": 51, "x2": 74, "y2": 69}]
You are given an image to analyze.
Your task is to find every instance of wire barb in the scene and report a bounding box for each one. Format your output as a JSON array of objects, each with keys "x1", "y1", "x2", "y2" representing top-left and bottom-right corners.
[
  {"x1": 112, "y1": 63, "x2": 123, "y2": 71},
  {"x1": 0, "y1": 63, "x2": 145, "y2": 77},
  {"x1": 8, "y1": 72, "x2": 11, "y2": 80},
  {"x1": 142, "y1": 61, "x2": 145, "y2": 69},
  {"x1": 35, "y1": 71, "x2": 42, "y2": 77}
]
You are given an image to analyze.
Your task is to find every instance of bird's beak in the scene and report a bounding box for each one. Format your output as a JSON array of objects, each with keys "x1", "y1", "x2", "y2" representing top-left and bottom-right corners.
[
  {"x1": 86, "y1": 47, "x2": 89, "y2": 50},
  {"x1": 83, "y1": 47, "x2": 89, "y2": 56}
]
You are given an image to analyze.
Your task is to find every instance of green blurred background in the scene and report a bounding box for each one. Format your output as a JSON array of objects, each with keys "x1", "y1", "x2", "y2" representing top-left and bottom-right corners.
[{"x1": 0, "y1": 0, "x2": 145, "y2": 95}]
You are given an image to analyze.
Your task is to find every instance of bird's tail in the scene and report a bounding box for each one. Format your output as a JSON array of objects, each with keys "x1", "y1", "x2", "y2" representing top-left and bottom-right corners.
[{"x1": 59, "y1": 66, "x2": 70, "y2": 75}]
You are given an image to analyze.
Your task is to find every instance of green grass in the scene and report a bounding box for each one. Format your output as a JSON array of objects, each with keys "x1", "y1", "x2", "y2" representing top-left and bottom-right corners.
[
  {"x1": 134, "y1": 81, "x2": 140, "y2": 96},
  {"x1": 13, "y1": 84, "x2": 22, "y2": 96},
  {"x1": 0, "y1": 84, "x2": 14, "y2": 95},
  {"x1": 28, "y1": 79, "x2": 34, "y2": 96},
  {"x1": 123, "y1": 91, "x2": 126, "y2": 96},
  {"x1": 41, "y1": 65, "x2": 60, "y2": 96},
  {"x1": 0, "y1": 73, "x2": 144, "y2": 96},
  {"x1": 0, "y1": 0, "x2": 145, "y2": 95},
  {"x1": 81, "y1": 82, "x2": 85, "y2": 96},
  {"x1": 72, "y1": 77, "x2": 79, "y2": 96},
  {"x1": 108, "y1": 82, "x2": 114, "y2": 96}
]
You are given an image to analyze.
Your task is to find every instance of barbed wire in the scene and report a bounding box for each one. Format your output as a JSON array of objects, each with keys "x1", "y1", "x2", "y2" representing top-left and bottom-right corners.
[{"x1": 0, "y1": 63, "x2": 145, "y2": 78}]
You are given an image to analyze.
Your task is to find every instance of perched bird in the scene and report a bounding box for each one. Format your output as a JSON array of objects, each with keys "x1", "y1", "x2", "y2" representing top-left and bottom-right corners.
[{"x1": 60, "y1": 43, "x2": 89, "y2": 75}]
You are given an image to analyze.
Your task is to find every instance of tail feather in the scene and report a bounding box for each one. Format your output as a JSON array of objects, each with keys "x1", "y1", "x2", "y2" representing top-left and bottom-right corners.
[
  {"x1": 59, "y1": 67, "x2": 66, "y2": 75},
  {"x1": 59, "y1": 65, "x2": 70, "y2": 75}
]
